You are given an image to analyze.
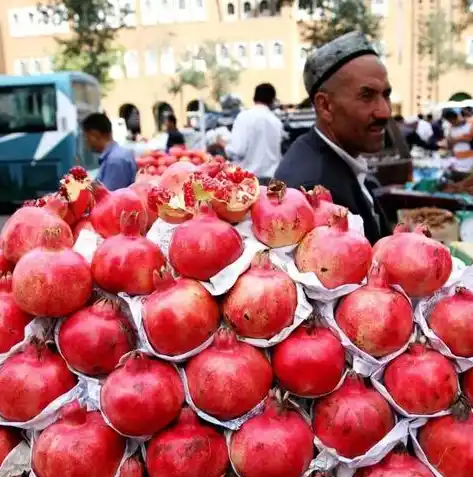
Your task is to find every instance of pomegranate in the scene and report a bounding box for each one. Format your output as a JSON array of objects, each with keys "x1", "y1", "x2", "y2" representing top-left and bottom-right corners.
[
  {"x1": 169, "y1": 204, "x2": 243, "y2": 281},
  {"x1": 465, "y1": 368, "x2": 473, "y2": 404},
  {"x1": 354, "y1": 448, "x2": 434, "y2": 476},
  {"x1": 120, "y1": 455, "x2": 144, "y2": 477},
  {"x1": 184, "y1": 165, "x2": 260, "y2": 223},
  {"x1": 101, "y1": 352, "x2": 184, "y2": 436},
  {"x1": 302, "y1": 185, "x2": 346, "y2": 227},
  {"x1": 12, "y1": 229, "x2": 93, "y2": 317},
  {"x1": 91, "y1": 212, "x2": 166, "y2": 296},
  {"x1": 373, "y1": 224, "x2": 452, "y2": 297},
  {"x1": 185, "y1": 328, "x2": 273, "y2": 420},
  {"x1": 32, "y1": 401, "x2": 126, "y2": 477},
  {"x1": 2, "y1": 206, "x2": 73, "y2": 264},
  {"x1": 335, "y1": 264, "x2": 413, "y2": 357},
  {"x1": 0, "y1": 340, "x2": 76, "y2": 421},
  {"x1": 296, "y1": 210, "x2": 372, "y2": 289},
  {"x1": 0, "y1": 274, "x2": 32, "y2": 353},
  {"x1": 313, "y1": 374, "x2": 395, "y2": 458},
  {"x1": 272, "y1": 318, "x2": 345, "y2": 397},
  {"x1": 428, "y1": 287, "x2": 473, "y2": 357},
  {"x1": 146, "y1": 407, "x2": 229, "y2": 477},
  {"x1": 222, "y1": 252, "x2": 297, "y2": 339},
  {"x1": 58, "y1": 298, "x2": 136, "y2": 376},
  {"x1": 419, "y1": 398, "x2": 473, "y2": 477},
  {"x1": 230, "y1": 390, "x2": 314, "y2": 477},
  {"x1": 129, "y1": 181, "x2": 159, "y2": 230},
  {"x1": 250, "y1": 179, "x2": 315, "y2": 247},
  {"x1": 0, "y1": 427, "x2": 21, "y2": 465},
  {"x1": 142, "y1": 267, "x2": 220, "y2": 356},
  {"x1": 0, "y1": 240, "x2": 13, "y2": 274},
  {"x1": 384, "y1": 344, "x2": 458, "y2": 414},
  {"x1": 72, "y1": 218, "x2": 95, "y2": 242},
  {"x1": 89, "y1": 182, "x2": 147, "y2": 238}
]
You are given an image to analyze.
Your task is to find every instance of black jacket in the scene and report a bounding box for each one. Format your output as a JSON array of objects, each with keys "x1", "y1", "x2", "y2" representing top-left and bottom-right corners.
[{"x1": 274, "y1": 128, "x2": 390, "y2": 245}]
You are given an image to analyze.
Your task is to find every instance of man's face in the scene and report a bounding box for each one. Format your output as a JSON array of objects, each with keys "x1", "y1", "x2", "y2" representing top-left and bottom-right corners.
[
  {"x1": 314, "y1": 55, "x2": 392, "y2": 155},
  {"x1": 84, "y1": 130, "x2": 102, "y2": 153}
]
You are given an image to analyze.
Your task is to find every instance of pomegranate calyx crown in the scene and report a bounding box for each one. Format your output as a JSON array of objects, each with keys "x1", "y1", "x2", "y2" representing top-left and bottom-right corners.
[
  {"x1": 250, "y1": 251, "x2": 276, "y2": 271},
  {"x1": 61, "y1": 400, "x2": 88, "y2": 425},
  {"x1": 455, "y1": 286, "x2": 473, "y2": 300},
  {"x1": 152, "y1": 265, "x2": 176, "y2": 290},
  {"x1": 178, "y1": 407, "x2": 200, "y2": 426},
  {"x1": 0, "y1": 272, "x2": 13, "y2": 292},
  {"x1": 393, "y1": 222, "x2": 410, "y2": 234},
  {"x1": 327, "y1": 208, "x2": 349, "y2": 231},
  {"x1": 119, "y1": 210, "x2": 143, "y2": 237},
  {"x1": 413, "y1": 223, "x2": 432, "y2": 238},
  {"x1": 313, "y1": 185, "x2": 333, "y2": 203},
  {"x1": 214, "y1": 327, "x2": 238, "y2": 350},
  {"x1": 120, "y1": 351, "x2": 151, "y2": 372},
  {"x1": 452, "y1": 395, "x2": 472, "y2": 422},
  {"x1": 90, "y1": 181, "x2": 110, "y2": 203},
  {"x1": 367, "y1": 262, "x2": 389, "y2": 288},
  {"x1": 267, "y1": 179, "x2": 287, "y2": 203}
]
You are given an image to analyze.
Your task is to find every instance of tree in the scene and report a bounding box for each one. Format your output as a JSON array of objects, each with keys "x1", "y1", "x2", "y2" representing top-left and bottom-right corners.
[
  {"x1": 296, "y1": 0, "x2": 381, "y2": 47},
  {"x1": 37, "y1": 0, "x2": 131, "y2": 91},
  {"x1": 170, "y1": 41, "x2": 242, "y2": 108}
]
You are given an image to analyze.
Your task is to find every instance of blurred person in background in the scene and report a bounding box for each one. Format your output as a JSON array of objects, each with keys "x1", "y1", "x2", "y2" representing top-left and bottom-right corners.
[
  {"x1": 165, "y1": 114, "x2": 185, "y2": 151},
  {"x1": 226, "y1": 83, "x2": 283, "y2": 185},
  {"x1": 207, "y1": 127, "x2": 230, "y2": 159},
  {"x1": 402, "y1": 116, "x2": 439, "y2": 152},
  {"x1": 83, "y1": 113, "x2": 136, "y2": 190},
  {"x1": 426, "y1": 113, "x2": 444, "y2": 142}
]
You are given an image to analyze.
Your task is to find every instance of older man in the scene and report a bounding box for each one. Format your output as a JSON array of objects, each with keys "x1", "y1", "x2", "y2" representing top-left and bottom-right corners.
[{"x1": 275, "y1": 31, "x2": 391, "y2": 244}]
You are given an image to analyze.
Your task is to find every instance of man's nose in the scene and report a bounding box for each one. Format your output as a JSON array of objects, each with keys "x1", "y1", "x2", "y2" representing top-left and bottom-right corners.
[{"x1": 374, "y1": 97, "x2": 392, "y2": 120}]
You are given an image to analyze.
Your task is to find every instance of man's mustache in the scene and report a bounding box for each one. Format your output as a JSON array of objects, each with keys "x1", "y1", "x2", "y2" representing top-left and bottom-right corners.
[{"x1": 369, "y1": 120, "x2": 388, "y2": 129}]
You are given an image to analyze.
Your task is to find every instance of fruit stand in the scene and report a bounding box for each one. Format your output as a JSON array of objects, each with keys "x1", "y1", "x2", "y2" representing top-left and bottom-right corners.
[{"x1": 0, "y1": 154, "x2": 472, "y2": 477}]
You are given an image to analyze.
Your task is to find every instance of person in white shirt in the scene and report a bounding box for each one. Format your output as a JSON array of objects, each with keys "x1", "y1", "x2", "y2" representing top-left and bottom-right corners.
[{"x1": 226, "y1": 83, "x2": 283, "y2": 183}]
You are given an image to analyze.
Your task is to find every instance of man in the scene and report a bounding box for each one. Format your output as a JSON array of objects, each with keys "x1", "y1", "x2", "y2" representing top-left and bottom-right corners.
[
  {"x1": 165, "y1": 114, "x2": 186, "y2": 151},
  {"x1": 426, "y1": 113, "x2": 444, "y2": 142},
  {"x1": 402, "y1": 116, "x2": 438, "y2": 151},
  {"x1": 226, "y1": 83, "x2": 283, "y2": 184},
  {"x1": 82, "y1": 113, "x2": 136, "y2": 191},
  {"x1": 275, "y1": 31, "x2": 390, "y2": 244}
]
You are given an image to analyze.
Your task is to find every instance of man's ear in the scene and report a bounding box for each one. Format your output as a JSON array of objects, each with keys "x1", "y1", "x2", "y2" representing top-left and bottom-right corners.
[{"x1": 314, "y1": 92, "x2": 333, "y2": 124}]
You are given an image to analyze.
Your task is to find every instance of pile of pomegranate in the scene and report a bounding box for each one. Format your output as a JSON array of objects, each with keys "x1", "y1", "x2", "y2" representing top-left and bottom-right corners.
[{"x1": 0, "y1": 161, "x2": 471, "y2": 477}]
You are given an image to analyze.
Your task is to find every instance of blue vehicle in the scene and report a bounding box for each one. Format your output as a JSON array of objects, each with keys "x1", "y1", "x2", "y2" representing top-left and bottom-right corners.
[{"x1": 0, "y1": 72, "x2": 101, "y2": 202}]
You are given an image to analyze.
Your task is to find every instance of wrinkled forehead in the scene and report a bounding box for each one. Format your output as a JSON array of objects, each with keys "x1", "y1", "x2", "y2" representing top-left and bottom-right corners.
[{"x1": 335, "y1": 55, "x2": 390, "y2": 92}]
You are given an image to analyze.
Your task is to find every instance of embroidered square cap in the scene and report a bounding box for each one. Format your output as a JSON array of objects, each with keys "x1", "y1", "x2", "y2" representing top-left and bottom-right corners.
[{"x1": 303, "y1": 31, "x2": 378, "y2": 99}]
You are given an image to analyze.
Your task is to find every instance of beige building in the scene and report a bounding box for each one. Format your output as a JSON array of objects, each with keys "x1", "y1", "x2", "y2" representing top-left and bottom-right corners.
[{"x1": 0, "y1": 0, "x2": 472, "y2": 135}]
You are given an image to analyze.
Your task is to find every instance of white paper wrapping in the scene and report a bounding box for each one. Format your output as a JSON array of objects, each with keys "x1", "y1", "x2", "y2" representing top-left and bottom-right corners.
[
  {"x1": 225, "y1": 396, "x2": 324, "y2": 477},
  {"x1": 415, "y1": 265, "x2": 473, "y2": 372},
  {"x1": 410, "y1": 418, "x2": 444, "y2": 477},
  {"x1": 178, "y1": 367, "x2": 266, "y2": 431},
  {"x1": 120, "y1": 294, "x2": 215, "y2": 363},
  {"x1": 317, "y1": 298, "x2": 416, "y2": 377},
  {"x1": 370, "y1": 362, "x2": 459, "y2": 419},
  {"x1": 312, "y1": 418, "x2": 411, "y2": 476},
  {"x1": 73, "y1": 229, "x2": 103, "y2": 263},
  {"x1": 0, "y1": 318, "x2": 54, "y2": 365},
  {"x1": 233, "y1": 251, "x2": 313, "y2": 348},
  {"x1": 0, "y1": 441, "x2": 31, "y2": 477}
]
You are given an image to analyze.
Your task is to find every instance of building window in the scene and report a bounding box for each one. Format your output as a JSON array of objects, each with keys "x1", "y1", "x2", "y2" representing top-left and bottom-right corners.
[
  {"x1": 259, "y1": 0, "x2": 270, "y2": 15},
  {"x1": 256, "y1": 43, "x2": 264, "y2": 56},
  {"x1": 243, "y1": 1, "x2": 252, "y2": 17},
  {"x1": 252, "y1": 42, "x2": 266, "y2": 69},
  {"x1": 269, "y1": 41, "x2": 284, "y2": 68},
  {"x1": 160, "y1": 47, "x2": 175, "y2": 75},
  {"x1": 467, "y1": 38, "x2": 473, "y2": 64},
  {"x1": 124, "y1": 51, "x2": 139, "y2": 77},
  {"x1": 145, "y1": 49, "x2": 158, "y2": 75},
  {"x1": 31, "y1": 59, "x2": 42, "y2": 75},
  {"x1": 196, "y1": 0, "x2": 204, "y2": 7},
  {"x1": 371, "y1": 0, "x2": 387, "y2": 16},
  {"x1": 179, "y1": 0, "x2": 186, "y2": 9},
  {"x1": 227, "y1": 2, "x2": 235, "y2": 15}
]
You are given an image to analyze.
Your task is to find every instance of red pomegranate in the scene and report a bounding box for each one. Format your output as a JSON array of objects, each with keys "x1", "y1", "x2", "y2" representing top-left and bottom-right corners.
[
  {"x1": 465, "y1": 368, "x2": 473, "y2": 405},
  {"x1": 428, "y1": 287, "x2": 473, "y2": 357},
  {"x1": 302, "y1": 185, "x2": 346, "y2": 228},
  {"x1": 2, "y1": 206, "x2": 73, "y2": 264},
  {"x1": 0, "y1": 238, "x2": 13, "y2": 274},
  {"x1": 384, "y1": 344, "x2": 458, "y2": 414},
  {"x1": 120, "y1": 455, "x2": 144, "y2": 477},
  {"x1": 185, "y1": 328, "x2": 273, "y2": 420},
  {"x1": 129, "y1": 181, "x2": 159, "y2": 230},
  {"x1": 146, "y1": 407, "x2": 229, "y2": 477},
  {"x1": 272, "y1": 319, "x2": 345, "y2": 397},
  {"x1": 142, "y1": 268, "x2": 220, "y2": 356},
  {"x1": 58, "y1": 298, "x2": 136, "y2": 376},
  {"x1": 57, "y1": 166, "x2": 93, "y2": 224},
  {"x1": 313, "y1": 374, "x2": 395, "y2": 458},
  {"x1": 169, "y1": 204, "x2": 243, "y2": 281},
  {"x1": 0, "y1": 340, "x2": 76, "y2": 421},
  {"x1": 335, "y1": 265, "x2": 414, "y2": 357},
  {"x1": 32, "y1": 401, "x2": 126, "y2": 477},
  {"x1": 89, "y1": 182, "x2": 147, "y2": 238},
  {"x1": 250, "y1": 179, "x2": 315, "y2": 247},
  {"x1": 91, "y1": 212, "x2": 166, "y2": 296},
  {"x1": 0, "y1": 273, "x2": 32, "y2": 353},
  {"x1": 222, "y1": 252, "x2": 297, "y2": 339},
  {"x1": 419, "y1": 398, "x2": 473, "y2": 477},
  {"x1": 354, "y1": 448, "x2": 434, "y2": 476},
  {"x1": 373, "y1": 224, "x2": 452, "y2": 297},
  {"x1": 12, "y1": 230, "x2": 93, "y2": 317},
  {"x1": 230, "y1": 390, "x2": 314, "y2": 477},
  {"x1": 296, "y1": 210, "x2": 372, "y2": 289},
  {"x1": 101, "y1": 352, "x2": 184, "y2": 436},
  {"x1": 0, "y1": 426, "x2": 21, "y2": 465}
]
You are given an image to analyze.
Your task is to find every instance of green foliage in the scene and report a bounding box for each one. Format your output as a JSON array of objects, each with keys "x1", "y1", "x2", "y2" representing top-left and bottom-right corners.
[
  {"x1": 38, "y1": 0, "x2": 131, "y2": 92},
  {"x1": 169, "y1": 41, "x2": 242, "y2": 105},
  {"x1": 298, "y1": 0, "x2": 381, "y2": 47},
  {"x1": 417, "y1": 8, "x2": 472, "y2": 82}
]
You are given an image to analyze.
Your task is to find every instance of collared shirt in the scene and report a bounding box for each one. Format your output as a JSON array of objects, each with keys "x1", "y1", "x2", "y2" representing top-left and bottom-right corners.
[
  {"x1": 97, "y1": 141, "x2": 137, "y2": 191},
  {"x1": 314, "y1": 127, "x2": 374, "y2": 207},
  {"x1": 226, "y1": 104, "x2": 283, "y2": 178}
]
